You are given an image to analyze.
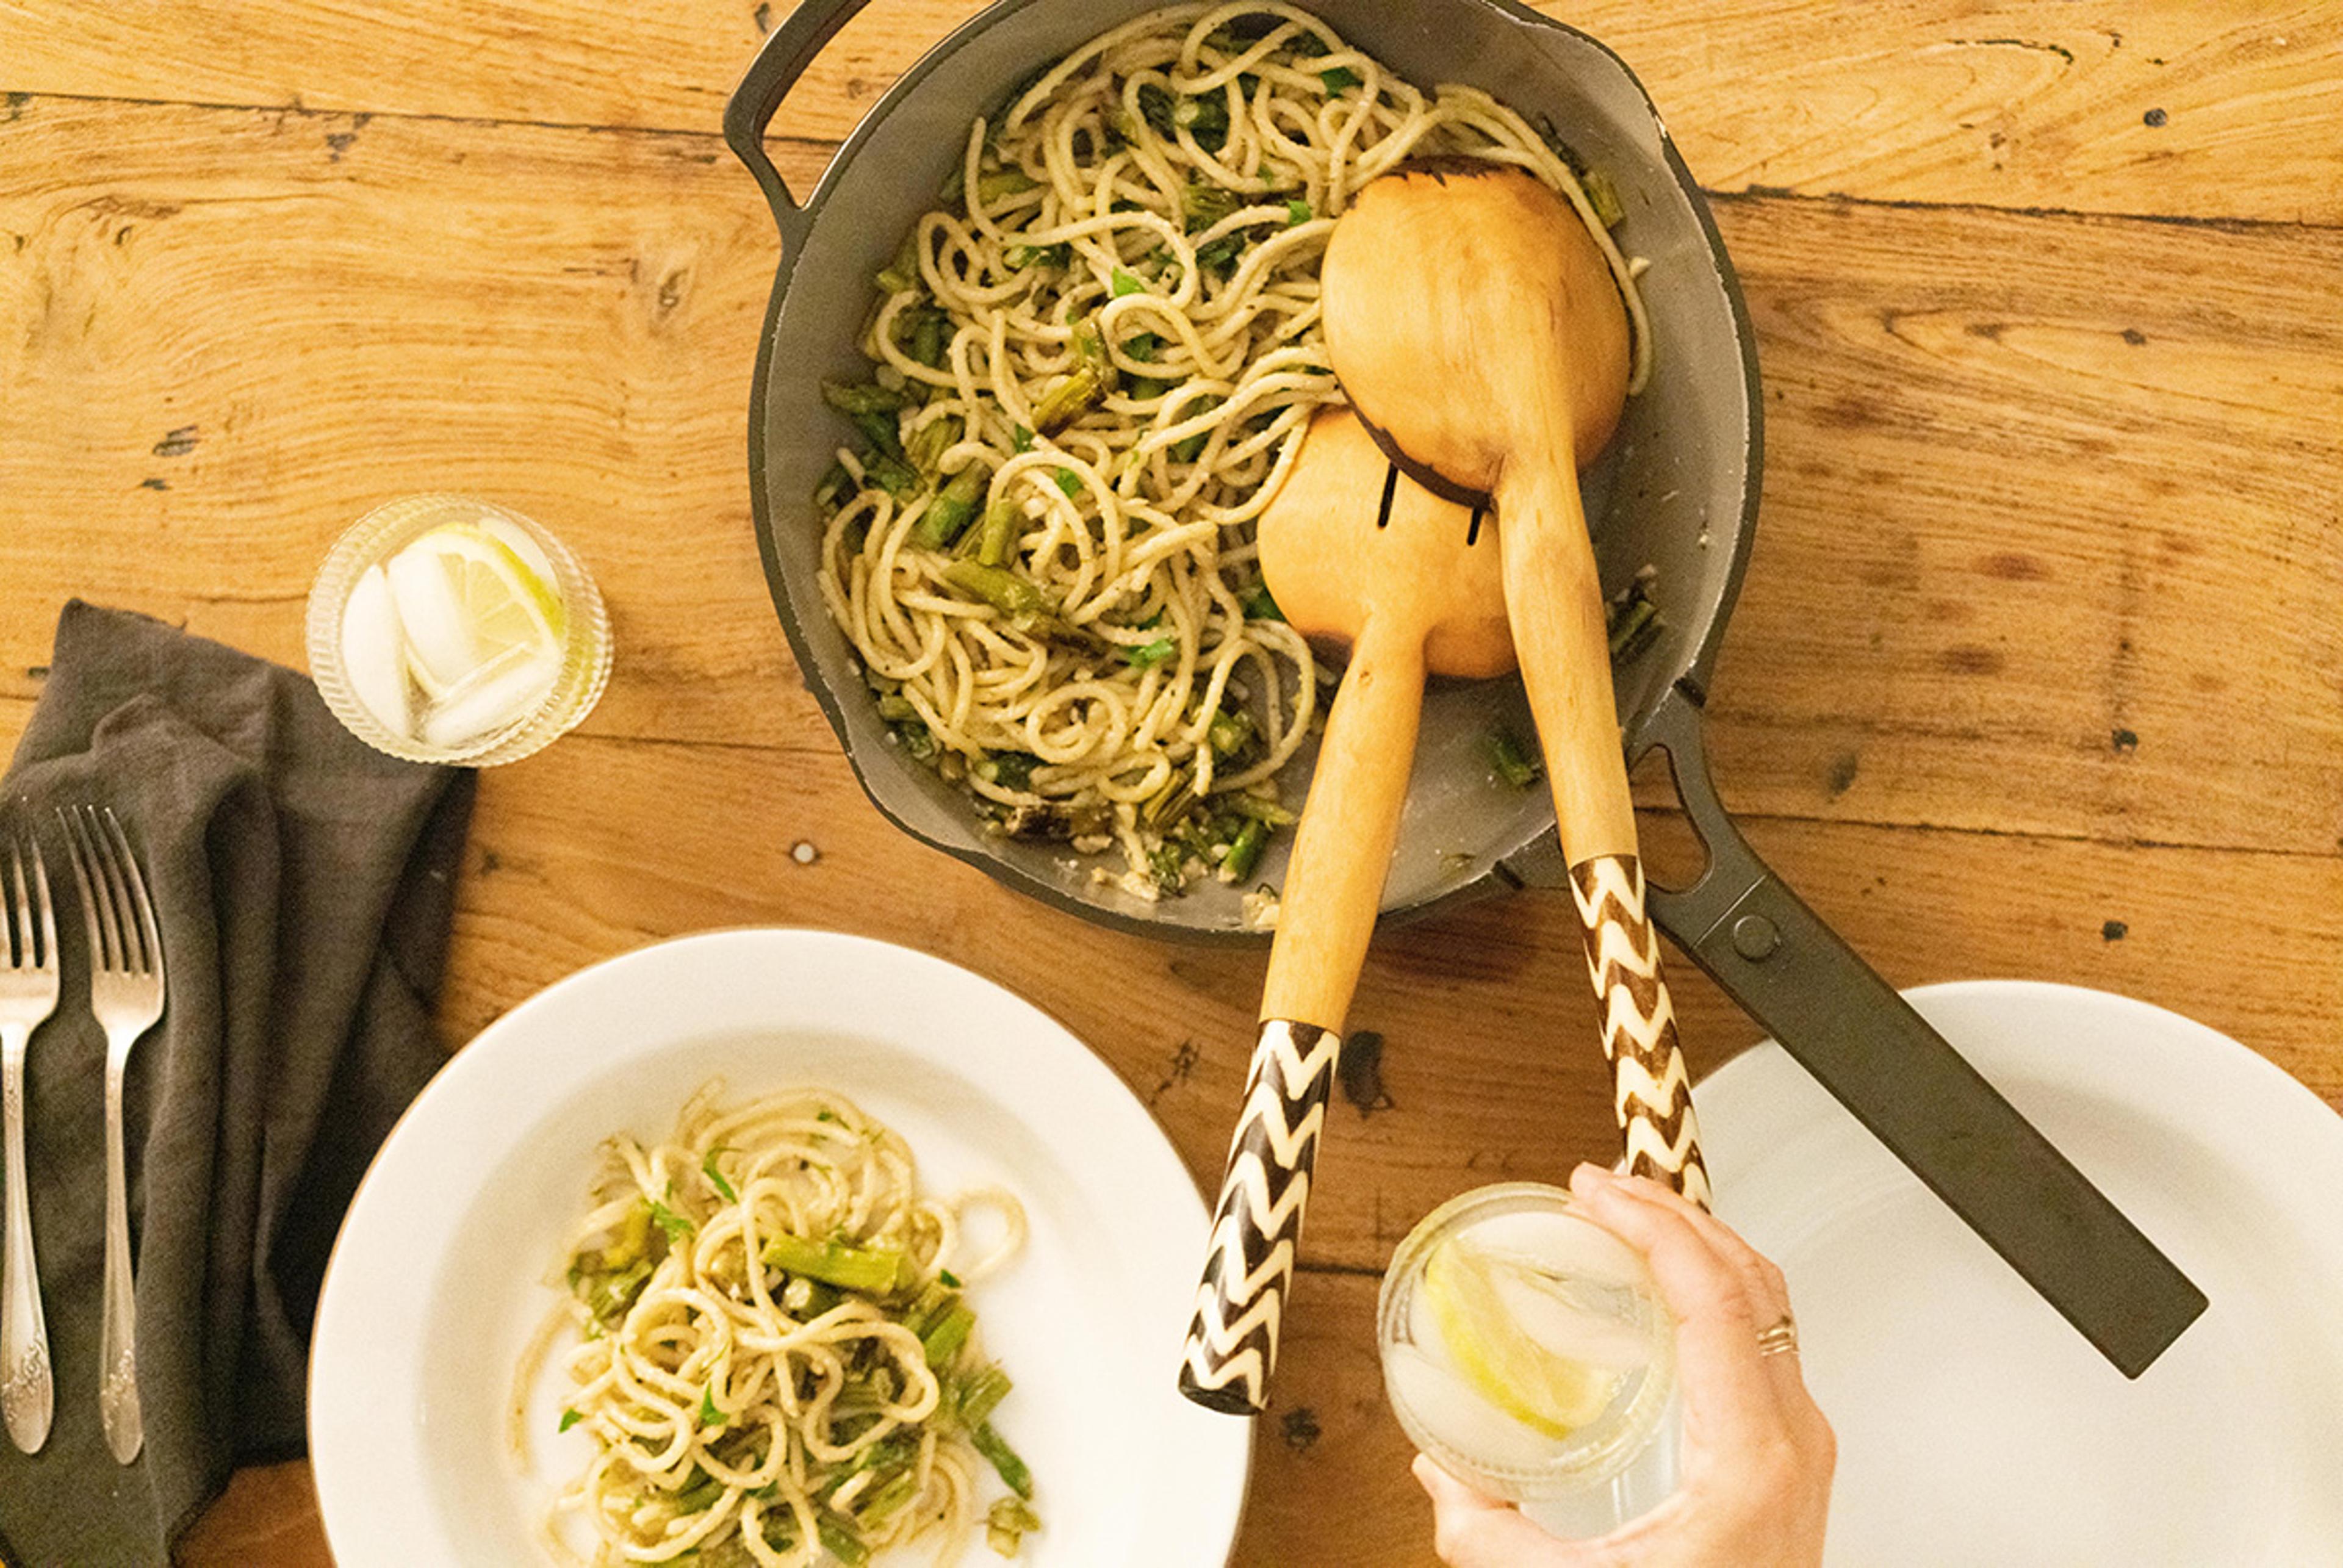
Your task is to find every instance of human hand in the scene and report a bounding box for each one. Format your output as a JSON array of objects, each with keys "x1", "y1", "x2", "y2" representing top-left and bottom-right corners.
[{"x1": 1414, "y1": 1164, "x2": 1835, "y2": 1568}]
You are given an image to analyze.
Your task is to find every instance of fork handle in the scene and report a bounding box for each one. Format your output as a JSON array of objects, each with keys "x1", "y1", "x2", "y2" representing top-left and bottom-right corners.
[
  {"x1": 99, "y1": 1049, "x2": 140, "y2": 1464},
  {"x1": 0, "y1": 1024, "x2": 50, "y2": 1453}
]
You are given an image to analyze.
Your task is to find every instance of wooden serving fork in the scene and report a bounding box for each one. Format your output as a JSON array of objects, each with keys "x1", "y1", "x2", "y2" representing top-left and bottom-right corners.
[
  {"x1": 1320, "y1": 159, "x2": 1711, "y2": 1210},
  {"x1": 1178, "y1": 409, "x2": 1515, "y2": 1415}
]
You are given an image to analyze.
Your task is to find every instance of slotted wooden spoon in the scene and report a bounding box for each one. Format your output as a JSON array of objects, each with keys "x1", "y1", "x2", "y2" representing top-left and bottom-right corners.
[
  {"x1": 1178, "y1": 408, "x2": 1513, "y2": 1415},
  {"x1": 1321, "y1": 159, "x2": 1713, "y2": 1210}
]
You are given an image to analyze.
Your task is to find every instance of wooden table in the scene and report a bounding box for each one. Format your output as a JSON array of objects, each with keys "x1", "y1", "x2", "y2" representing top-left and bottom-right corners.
[{"x1": 2, "y1": 1, "x2": 2337, "y2": 1561}]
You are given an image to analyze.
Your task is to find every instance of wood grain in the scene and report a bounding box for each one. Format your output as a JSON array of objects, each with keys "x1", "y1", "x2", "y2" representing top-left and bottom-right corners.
[
  {"x1": 0, "y1": 0, "x2": 2334, "y2": 1562},
  {"x1": 2, "y1": 1, "x2": 2335, "y2": 222}
]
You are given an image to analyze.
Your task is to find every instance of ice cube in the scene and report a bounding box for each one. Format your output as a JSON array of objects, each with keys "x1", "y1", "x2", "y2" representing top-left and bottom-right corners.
[
  {"x1": 1469, "y1": 1210, "x2": 1648, "y2": 1289},
  {"x1": 418, "y1": 643, "x2": 560, "y2": 749},
  {"x1": 384, "y1": 539, "x2": 481, "y2": 691},
  {"x1": 339, "y1": 564, "x2": 414, "y2": 739}
]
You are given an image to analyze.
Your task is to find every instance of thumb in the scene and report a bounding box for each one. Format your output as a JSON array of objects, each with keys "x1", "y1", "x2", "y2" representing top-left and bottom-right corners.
[{"x1": 1413, "y1": 1455, "x2": 1589, "y2": 1568}]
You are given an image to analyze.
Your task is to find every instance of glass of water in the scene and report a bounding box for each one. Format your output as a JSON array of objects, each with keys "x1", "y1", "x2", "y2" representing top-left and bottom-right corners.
[
  {"x1": 1379, "y1": 1182, "x2": 1681, "y2": 1538},
  {"x1": 306, "y1": 495, "x2": 613, "y2": 766}
]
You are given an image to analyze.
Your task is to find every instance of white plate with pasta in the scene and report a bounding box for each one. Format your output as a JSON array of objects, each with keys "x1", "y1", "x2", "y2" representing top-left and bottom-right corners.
[{"x1": 310, "y1": 929, "x2": 1252, "y2": 1567}]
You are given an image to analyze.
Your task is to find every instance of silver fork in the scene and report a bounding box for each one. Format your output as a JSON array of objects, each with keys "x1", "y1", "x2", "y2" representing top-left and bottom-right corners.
[
  {"x1": 0, "y1": 827, "x2": 58, "y2": 1453},
  {"x1": 59, "y1": 807, "x2": 163, "y2": 1466}
]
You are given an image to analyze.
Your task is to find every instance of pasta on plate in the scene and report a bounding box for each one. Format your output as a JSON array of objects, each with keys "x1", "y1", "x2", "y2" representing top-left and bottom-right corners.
[{"x1": 514, "y1": 1084, "x2": 1037, "y2": 1566}]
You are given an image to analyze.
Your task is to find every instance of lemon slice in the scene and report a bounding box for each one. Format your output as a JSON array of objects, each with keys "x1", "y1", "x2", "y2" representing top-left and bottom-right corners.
[
  {"x1": 383, "y1": 522, "x2": 567, "y2": 693},
  {"x1": 1421, "y1": 1235, "x2": 1624, "y2": 1439}
]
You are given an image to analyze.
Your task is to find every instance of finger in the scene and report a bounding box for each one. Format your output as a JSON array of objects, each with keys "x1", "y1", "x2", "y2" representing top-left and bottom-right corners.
[
  {"x1": 1594, "y1": 1172, "x2": 1825, "y2": 1419},
  {"x1": 1413, "y1": 1455, "x2": 1591, "y2": 1568},
  {"x1": 1567, "y1": 1165, "x2": 1785, "y2": 1451},
  {"x1": 1606, "y1": 1173, "x2": 1795, "y2": 1324}
]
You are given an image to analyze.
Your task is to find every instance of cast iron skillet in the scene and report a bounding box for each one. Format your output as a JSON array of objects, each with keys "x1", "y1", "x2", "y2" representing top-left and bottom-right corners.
[{"x1": 727, "y1": 0, "x2": 2204, "y2": 1377}]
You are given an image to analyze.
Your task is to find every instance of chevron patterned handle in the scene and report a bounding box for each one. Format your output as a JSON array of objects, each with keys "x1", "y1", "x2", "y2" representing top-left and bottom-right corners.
[
  {"x1": 1178, "y1": 1019, "x2": 1340, "y2": 1414},
  {"x1": 1570, "y1": 854, "x2": 1712, "y2": 1209}
]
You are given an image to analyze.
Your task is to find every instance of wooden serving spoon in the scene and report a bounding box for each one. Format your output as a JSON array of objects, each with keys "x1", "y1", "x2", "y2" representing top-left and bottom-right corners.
[
  {"x1": 1320, "y1": 159, "x2": 1712, "y2": 1210},
  {"x1": 1178, "y1": 408, "x2": 1513, "y2": 1415}
]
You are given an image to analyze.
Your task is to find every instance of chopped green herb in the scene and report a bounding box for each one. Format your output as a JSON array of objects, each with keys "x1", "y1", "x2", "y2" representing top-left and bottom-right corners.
[
  {"x1": 939, "y1": 1268, "x2": 962, "y2": 1289},
  {"x1": 1053, "y1": 467, "x2": 1084, "y2": 497},
  {"x1": 1006, "y1": 242, "x2": 1071, "y2": 271},
  {"x1": 699, "y1": 1386, "x2": 723, "y2": 1427},
  {"x1": 1126, "y1": 636, "x2": 1177, "y2": 668},
  {"x1": 647, "y1": 1200, "x2": 695, "y2": 1242},
  {"x1": 1321, "y1": 66, "x2": 1362, "y2": 94},
  {"x1": 1111, "y1": 267, "x2": 1145, "y2": 297},
  {"x1": 1243, "y1": 583, "x2": 1284, "y2": 621},
  {"x1": 558, "y1": 1407, "x2": 583, "y2": 1433},
  {"x1": 1122, "y1": 331, "x2": 1161, "y2": 362},
  {"x1": 701, "y1": 1149, "x2": 738, "y2": 1204},
  {"x1": 1012, "y1": 424, "x2": 1035, "y2": 453},
  {"x1": 1286, "y1": 197, "x2": 1313, "y2": 226},
  {"x1": 1137, "y1": 82, "x2": 1176, "y2": 138}
]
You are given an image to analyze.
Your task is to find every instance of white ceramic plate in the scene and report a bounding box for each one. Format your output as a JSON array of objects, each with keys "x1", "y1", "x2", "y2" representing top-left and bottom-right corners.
[
  {"x1": 310, "y1": 929, "x2": 1252, "y2": 1567},
  {"x1": 1700, "y1": 980, "x2": 2343, "y2": 1566}
]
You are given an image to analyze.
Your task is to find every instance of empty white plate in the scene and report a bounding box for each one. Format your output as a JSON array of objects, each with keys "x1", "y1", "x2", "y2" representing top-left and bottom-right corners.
[
  {"x1": 1701, "y1": 980, "x2": 2343, "y2": 1566},
  {"x1": 310, "y1": 929, "x2": 1251, "y2": 1567}
]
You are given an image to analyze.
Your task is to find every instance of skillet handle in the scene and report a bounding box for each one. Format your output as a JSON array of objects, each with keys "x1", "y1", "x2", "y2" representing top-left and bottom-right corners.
[
  {"x1": 1637, "y1": 685, "x2": 2208, "y2": 1379},
  {"x1": 722, "y1": 0, "x2": 875, "y2": 243}
]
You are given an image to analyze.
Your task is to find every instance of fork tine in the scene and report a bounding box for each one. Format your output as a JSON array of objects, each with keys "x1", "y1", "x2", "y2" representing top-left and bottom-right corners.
[
  {"x1": 100, "y1": 811, "x2": 159, "y2": 977},
  {"x1": 59, "y1": 808, "x2": 113, "y2": 973},
  {"x1": 28, "y1": 833, "x2": 55, "y2": 976},
  {"x1": 84, "y1": 809, "x2": 134, "y2": 976},
  {"x1": 5, "y1": 835, "x2": 24, "y2": 968}
]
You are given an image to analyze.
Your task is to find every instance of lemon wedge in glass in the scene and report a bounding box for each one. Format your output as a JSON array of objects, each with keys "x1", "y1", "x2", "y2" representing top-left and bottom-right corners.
[{"x1": 1421, "y1": 1235, "x2": 1625, "y2": 1439}]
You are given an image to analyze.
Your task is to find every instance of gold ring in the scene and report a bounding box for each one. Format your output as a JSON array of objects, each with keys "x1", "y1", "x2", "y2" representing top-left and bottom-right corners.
[{"x1": 1756, "y1": 1315, "x2": 1799, "y2": 1358}]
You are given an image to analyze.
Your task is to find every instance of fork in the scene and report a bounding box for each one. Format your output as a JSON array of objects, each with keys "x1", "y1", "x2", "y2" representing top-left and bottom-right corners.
[
  {"x1": 59, "y1": 807, "x2": 164, "y2": 1466},
  {"x1": 0, "y1": 827, "x2": 58, "y2": 1453}
]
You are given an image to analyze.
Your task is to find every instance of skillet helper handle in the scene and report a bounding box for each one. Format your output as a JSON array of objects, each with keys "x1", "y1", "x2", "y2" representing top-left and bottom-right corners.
[
  {"x1": 1181, "y1": 619, "x2": 1429, "y2": 1414},
  {"x1": 1498, "y1": 462, "x2": 1711, "y2": 1206},
  {"x1": 722, "y1": 0, "x2": 874, "y2": 240},
  {"x1": 1571, "y1": 854, "x2": 1711, "y2": 1207},
  {"x1": 1639, "y1": 687, "x2": 2209, "y2": 1378}
]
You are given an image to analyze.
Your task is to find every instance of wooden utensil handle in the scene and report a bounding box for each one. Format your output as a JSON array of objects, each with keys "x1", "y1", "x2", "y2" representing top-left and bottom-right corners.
[
  {"x1": 1571, "y1": 854, "x2": 1711, "y2": 1208},
  {"x1": 1496, "y1": 462, "x2": 1708, "y2": 1204},
  {"x1": 1179, "y1": 1018, "x2": 1339, "y2": 1414},
  {"x1": 1183, "y1": 615, "x2": 1427, "y2": 1414}
]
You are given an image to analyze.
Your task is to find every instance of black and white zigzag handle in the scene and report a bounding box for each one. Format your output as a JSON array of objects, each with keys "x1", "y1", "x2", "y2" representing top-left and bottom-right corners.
[
  {"x1": 1571, "y1": 854, "x2": 1711, "y2": 1208},
  {"x1": 1177, "y1": 1019, "x2": 1340, "y2": 1414}
]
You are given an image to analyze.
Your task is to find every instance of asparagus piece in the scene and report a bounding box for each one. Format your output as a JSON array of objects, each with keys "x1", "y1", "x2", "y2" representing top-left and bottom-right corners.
[
  {"x1": 912, "y1": 464, "x2": 988, "y2": 550},
  {"x1": 942, "y1": 561, "x2": 1057, "y2": 623},
  {"x1": 1219, "y1": 816, "x2": 1271, "y2": 883},
  {"x1": 973, "y1": 1423, "x2": 1034, "y2": 1499},
  {"x1": 761, "y1": 1234, "x2": 905, "y2": 1295},
  {"x1": 1486, "y1": 725, "x2": 1541, "y2": 790},
  {"x1": 954, "y1": 1366, "x2": 1013, "y2": 1428},
  {"x1": 974, "y1": 500, "x2": 1023, "y2": 567}
]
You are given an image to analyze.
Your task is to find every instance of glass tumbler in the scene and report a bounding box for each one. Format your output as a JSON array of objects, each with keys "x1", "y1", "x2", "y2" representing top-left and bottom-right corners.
[
  {"x1": 1380, "y1": 1182, "x2": 1681, "y2": 1539},
  {"x1": 305, "y1": 494, "x2": 612, "y2": 766}
]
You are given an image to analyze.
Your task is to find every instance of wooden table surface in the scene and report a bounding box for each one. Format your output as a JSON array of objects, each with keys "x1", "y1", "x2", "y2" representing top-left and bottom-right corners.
[{"x1": 2, "y1": 0, "x2": 2338, "y2": 1561}]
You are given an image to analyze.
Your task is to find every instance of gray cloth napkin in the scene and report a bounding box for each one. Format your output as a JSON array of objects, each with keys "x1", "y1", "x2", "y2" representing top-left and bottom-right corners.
[{"x1": 0, "y1": 601, "x2": 475, "y2": 1566}]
